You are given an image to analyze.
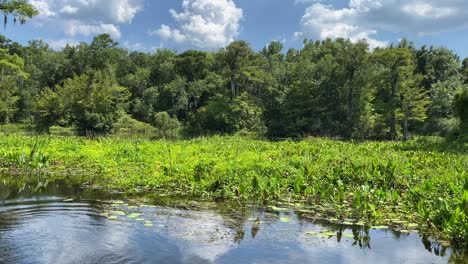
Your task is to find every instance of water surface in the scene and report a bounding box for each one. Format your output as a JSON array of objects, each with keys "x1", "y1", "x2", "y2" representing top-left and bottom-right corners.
[{"x1": 0, "y1": 179, "x2": 465, "y2": 264}]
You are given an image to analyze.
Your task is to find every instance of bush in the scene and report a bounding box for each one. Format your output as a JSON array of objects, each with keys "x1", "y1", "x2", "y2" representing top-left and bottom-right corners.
[{"x1": 151, "y1": 112, "x2": 181, "y2": 139}]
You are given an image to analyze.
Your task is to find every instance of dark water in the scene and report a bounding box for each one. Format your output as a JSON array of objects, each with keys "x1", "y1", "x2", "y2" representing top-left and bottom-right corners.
[{"x1": 0, "y1": 179, "x2": 466, "y2": 264}]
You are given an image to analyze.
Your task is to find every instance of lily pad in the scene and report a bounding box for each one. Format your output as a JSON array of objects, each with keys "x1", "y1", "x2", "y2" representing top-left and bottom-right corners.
[
  {"x1": 317, "y1": 231, "x2": 335, "y2": 238},
  {"x1": 371, "y1": 225, "x2": 388, "y2": 229},
  {"x1": 270, "y1": 206, "x2": 289, "y2": 212},
  {"x1": 128, "y1": 213, "x2": 142, "y2": 219}
]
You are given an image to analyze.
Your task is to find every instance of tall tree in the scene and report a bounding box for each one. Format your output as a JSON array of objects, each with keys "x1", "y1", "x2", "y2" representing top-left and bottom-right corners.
[
  {"x1": 400, "y1": 74, "x2": 430, "y2": 140},
  {"x1": 217, "y1": 41, "x2": 255, "y2": 99},
  {"x1": 0, "y1": 47, "x2": 27, "y2": 122},
  {"x1": 372, "y1": 47, "x2": 415, "y2": 140}
]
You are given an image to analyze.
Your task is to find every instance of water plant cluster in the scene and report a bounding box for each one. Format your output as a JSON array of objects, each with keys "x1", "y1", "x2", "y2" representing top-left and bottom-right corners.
[{"x1": 0, "y1": 134, "x2": 467, "y2": 247}]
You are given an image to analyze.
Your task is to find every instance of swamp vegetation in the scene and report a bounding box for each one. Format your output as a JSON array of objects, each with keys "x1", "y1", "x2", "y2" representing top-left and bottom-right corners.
[
  {"x1": 0, "y1": 133, "x2": 467, "y2": 249},
  {"x1": 0, "y1": 2, "x2": 467, "y2": 261}
]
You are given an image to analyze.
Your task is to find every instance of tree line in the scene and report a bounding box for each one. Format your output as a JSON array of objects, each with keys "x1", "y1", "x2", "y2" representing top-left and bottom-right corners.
[{"x1": 1, "y1": 33, "x2": 467, "y2": 140}]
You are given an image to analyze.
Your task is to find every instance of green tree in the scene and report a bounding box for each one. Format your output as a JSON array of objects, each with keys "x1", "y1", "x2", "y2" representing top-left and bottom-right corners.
[
  {"x1": 400, "y1": 74, "x2": 430, "y2": 140},
  {"x1": 371, "y1": 47, "x2": 415, "y2": 140},
  {"x1": 425, "y1": 77, "x2": 464, "y2": 135},
  {"x1": 34, "y1": 70, "x2": 129, "y2": 134},
  {"x1": 217, "y1": 41, "x2": 256, "y2": 98},
  {"x1": 33, "y1": 87, "x2": 64, "y2": 132},
  {"x1": 0, "y1": 47, "x2": 28, "y2": 122},
  {"x1": 453, "y1": 87, "x2": 468, "y2": 138},
  {"x1": 462, "y1": 58, "x2": 468, "y2": 84},
  {"x1": 0, "y1": 0, "x2": 38, "y2": 28}
]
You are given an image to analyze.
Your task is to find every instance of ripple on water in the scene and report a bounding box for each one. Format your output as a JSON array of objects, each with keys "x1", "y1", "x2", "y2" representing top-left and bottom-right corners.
[{"x1": 0, "y1": 196, "x2": 465, "y2": 264}]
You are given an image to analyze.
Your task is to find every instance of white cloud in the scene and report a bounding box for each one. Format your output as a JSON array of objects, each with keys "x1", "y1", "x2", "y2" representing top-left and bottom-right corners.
[
  {"x1": 59, "y1": 5, "x2": 79, "y2": 15},
  {"x1": 29, "y1": 0, "x2": 144, "y2": 39},
  {"x1": 66, "y1": 21, "x2": 122, "y2": 39},
  {"x1": 151, "y1": 0, "x2": 244, "y2": 50},
  {"x1": 45, "y1": 38, "x2": 80, "y2": 50},
  {"x1": 298, "y1": 0, "x2": 468, "y2": 49},
  {"x1": 122, "y1": 41, "x2": 149, "y2": 52}
]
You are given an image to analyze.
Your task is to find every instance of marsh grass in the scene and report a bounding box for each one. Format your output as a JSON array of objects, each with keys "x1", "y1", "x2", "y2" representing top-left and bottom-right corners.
[{"x1": 0, "y1": 133, "x2": 466, "y2": 246}]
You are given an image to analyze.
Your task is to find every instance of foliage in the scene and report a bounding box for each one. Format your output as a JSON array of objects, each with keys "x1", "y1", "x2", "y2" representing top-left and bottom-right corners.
[
  {"x1": 453, "y1": 87, "x2": 468, "y2": 139},
  {"x1": 151, "y1": 111, "x2": 180, "y2": 139},
  {"x1": 0, "y1": 0, "x2": 38, "y2": 28},
  {"x1": 0, "y1": 34, "x2": 466, "y2": 139},
  {"x1": 0, "y1": 134, "x2": 466, "y2": 246},
  {"x1": 34, "y1": 70, "x2": 129, "y2": 134}
]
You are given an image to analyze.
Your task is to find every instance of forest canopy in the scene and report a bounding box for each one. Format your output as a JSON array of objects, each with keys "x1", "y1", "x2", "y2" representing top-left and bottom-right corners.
[{"x1": 0, "y1": 33, "x2": 467, "y2": 140}]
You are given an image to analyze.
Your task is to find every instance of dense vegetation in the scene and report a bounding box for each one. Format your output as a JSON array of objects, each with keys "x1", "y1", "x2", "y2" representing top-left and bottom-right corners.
[
  {"x1": 0, "y1": 32, "x2": 466, "y2": 140},
  {"x1": 0, "y1": 134, "x2": 466, "y2": 246},
  {"x1": 0, "y1": 1, "x2": 467, "y2": 249}
]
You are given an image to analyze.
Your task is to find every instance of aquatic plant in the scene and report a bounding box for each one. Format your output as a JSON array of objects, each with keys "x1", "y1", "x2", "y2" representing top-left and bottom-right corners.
[{"x1": 0, "y1": 134, "x2": 466, "y2": 246}]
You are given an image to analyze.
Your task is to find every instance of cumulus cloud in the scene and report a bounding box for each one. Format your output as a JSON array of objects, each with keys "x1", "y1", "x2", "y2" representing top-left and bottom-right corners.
[
  {"x1": 45, "y1": 38, "x2": 80, "y2": 50},
  {"x1": 298, "y1": 0, "x2": 468, "y2": 49},
  {"x1": 151, "y1": 0, "x2": 243, "y2": 50},
  {"x1": 29, "y1": 0, "x2": 144, "y2": 39}
]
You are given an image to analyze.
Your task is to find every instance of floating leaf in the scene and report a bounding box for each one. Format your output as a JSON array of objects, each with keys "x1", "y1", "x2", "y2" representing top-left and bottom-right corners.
[
  {"x1": 108, "y1": 216, "x2": 118, "y2": 220},
  {"x1": 136, "y1": 218, "x2": 145, "y2": 221},
  {"x1": 128, "y1": 213, "x2": 142, "y2": 219},
  {"x1": 371, "y1": 225, "x2": 388, "y2": 229},
  {"x1": 144, "y1": 221, "x2": 153, "y2": 227},
  {"x1": 127, "y1": 206, "x2": 137, "y2": 209},
  {"x1": 342, "y1": 221, "x2": 354, "y2": 225},
  {"x1": 115, "y1": 211, "x2": 126, "y2": 216},
  {"x1": 317, "y1": 231, "x2": 335, "y2": 238},
  {"x1": 280, "y1": 217, "x2": 291, "y2": 223},
  {"x1": 343, "y1": 233, "x2": 354, "y2": 238},
  {"x1": 270, "y1": 206, "x2": 289, "y2": 212},
  {"x1": 400, "y1": 229, "x2": 410, "y2": 233},
  {"x1": 306, "y1": 231, "x2": 318, "y2": 235}
]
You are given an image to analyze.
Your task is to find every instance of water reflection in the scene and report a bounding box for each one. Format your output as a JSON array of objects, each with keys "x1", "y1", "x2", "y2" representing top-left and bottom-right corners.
[{"x1": 0, "y1": 177, "x2": 466, "y2": 264}]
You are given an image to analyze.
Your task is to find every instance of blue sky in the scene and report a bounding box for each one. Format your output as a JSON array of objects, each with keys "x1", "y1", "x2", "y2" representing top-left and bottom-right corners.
[{"x1": 4, "y1": 0, "x2": 468, "y2": 58}]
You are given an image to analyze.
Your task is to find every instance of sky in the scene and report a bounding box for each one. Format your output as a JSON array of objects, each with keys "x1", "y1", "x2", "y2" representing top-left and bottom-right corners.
[{"x1": 3, "y1": 0, "x2": 468, "y2": 58}]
